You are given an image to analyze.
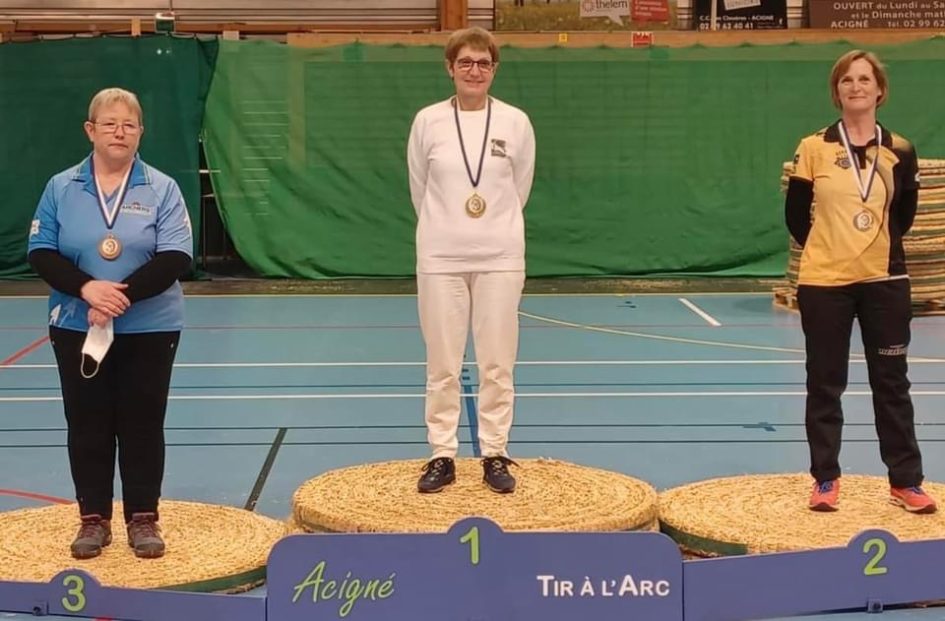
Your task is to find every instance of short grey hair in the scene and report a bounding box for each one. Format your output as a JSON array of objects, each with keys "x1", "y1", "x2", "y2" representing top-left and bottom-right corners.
[{"x1": 88, "y1": 87, "x2": 143, "y2": 124}]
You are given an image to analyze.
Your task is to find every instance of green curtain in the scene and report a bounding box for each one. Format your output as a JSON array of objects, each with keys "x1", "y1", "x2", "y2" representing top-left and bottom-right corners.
[{"x1": 203, "y1": 38, "x2": 945, "y2": 278}]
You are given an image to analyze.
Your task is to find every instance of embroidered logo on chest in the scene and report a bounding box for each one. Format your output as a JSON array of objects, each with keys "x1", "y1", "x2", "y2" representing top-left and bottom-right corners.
[
  {"x1": 834, "y1": 150, "x2": 852, "y2": 170},
  {"x1": 490, "y1": 139, "x2": 507, "y2": 158},
  {"x1": 121, "y1": 202, "x2": 153, "y2": 216}
]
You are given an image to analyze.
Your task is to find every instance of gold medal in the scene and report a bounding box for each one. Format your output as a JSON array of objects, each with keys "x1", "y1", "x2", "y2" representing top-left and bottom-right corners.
[
  {"x1": 453, "y1": 97, "x2": 492, "y2": 220},
  {"x1": 99, "y1": 233, "x2": 122, "y2": 260},
  {"x1": 465, "y1": 193, "x2": 486, "y2": 218}
]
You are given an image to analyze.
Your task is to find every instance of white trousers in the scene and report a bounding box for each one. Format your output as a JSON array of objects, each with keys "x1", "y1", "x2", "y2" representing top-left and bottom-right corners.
[{"x1": 417, "y1": 271, "x2": 526, "y2": 459}]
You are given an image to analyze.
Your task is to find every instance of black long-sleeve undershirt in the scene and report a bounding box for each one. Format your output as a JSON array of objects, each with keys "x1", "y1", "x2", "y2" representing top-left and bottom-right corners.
[
  {"x1": 784, "y1": 147, "x2": 919, "y2": 248},
  {"x1": 28, "y1": 249, "x2": 191, "y2": 302},
  {"x1": 784, "y1": 178, "x2": 814, "y2": 247}
]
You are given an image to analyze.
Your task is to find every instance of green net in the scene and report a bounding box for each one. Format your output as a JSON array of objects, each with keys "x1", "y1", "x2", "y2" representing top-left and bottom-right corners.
[
  {"x1": 202, "y1": 37, "x2": 945, "y2": 279},
  {"x1": 0, "y1": 35, "x2": 217, "y2": 278}
]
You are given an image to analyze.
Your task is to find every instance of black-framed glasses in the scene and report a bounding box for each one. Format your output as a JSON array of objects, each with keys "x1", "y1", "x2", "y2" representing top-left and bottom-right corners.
[
  {"x1": 455, "y1": 58, "x2": 496, "y2": 73},
  {"x1": 93, "y1": 121, "x2": 141, "y2": 134}
]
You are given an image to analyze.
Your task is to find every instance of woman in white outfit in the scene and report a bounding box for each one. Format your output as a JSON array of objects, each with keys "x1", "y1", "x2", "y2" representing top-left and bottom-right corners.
[{"x1": 407, "y1": 27, "x2": 536, "y2": 494}]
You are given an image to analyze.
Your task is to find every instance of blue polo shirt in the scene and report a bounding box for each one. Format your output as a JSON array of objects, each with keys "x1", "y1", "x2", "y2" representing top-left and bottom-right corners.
[{"x1": 28, "y1": 155, "x2": 193, "y2": 334}]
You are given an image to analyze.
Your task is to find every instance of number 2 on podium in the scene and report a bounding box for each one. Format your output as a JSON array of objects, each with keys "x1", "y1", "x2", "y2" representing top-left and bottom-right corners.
[
  {"x1": 863, "y1": 538, "x2": 888, "y2": 576},
  {"x1": 460, "y1": 526, "x2": 480, "y2": 566}
]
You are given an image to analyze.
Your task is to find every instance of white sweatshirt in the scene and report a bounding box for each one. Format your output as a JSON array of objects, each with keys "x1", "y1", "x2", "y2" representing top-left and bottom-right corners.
[{"x1": 407, "y1": 96, "x2": 536, "y2": 273}]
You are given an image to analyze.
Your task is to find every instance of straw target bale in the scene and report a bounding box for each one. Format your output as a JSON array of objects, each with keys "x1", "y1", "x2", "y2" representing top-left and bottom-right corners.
[
  {"x1": 0, "y1": 500, "x2": 286, "y2": 592},
  {"x1": 659, "y1": 474, "x2": 945, "y2": 557},
  {"x1": 292, "y1": 458, "x2": 658, "y2": 533}
]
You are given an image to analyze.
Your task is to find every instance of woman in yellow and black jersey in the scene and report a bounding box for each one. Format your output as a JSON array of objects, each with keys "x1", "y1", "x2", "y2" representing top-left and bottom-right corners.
[{"x1": 785, "y1": 50, "x2": 936, "y2": 514}]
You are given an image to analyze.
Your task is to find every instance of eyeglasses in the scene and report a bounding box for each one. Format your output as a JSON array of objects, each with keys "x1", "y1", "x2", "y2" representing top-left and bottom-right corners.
[
  {"x1": 93, "y1": 121, "x2": 142, "y2": 134},
  {"x1": 455, "y1": 58, "x2": 496, "y2": 73}
]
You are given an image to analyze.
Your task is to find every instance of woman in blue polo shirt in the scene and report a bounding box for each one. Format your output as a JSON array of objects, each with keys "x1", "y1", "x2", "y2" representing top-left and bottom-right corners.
[{"x1": 28, "y1": 88, "x2": 192, "y2": 560}]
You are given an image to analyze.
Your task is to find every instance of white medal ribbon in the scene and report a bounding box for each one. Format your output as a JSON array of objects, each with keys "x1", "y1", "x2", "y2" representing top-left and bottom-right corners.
[
  {"x1": 92, "y1": 160, "x2": 133, "y2": 229},
  {"x1": 838, "y1": 121, "x2": 881, "y2": 203}
]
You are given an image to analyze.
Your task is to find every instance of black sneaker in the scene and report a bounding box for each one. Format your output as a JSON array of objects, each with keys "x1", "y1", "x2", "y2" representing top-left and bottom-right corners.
[
  {"x1": 482, "y1": 456, "x2": 518, "y2": 493},
  {"x1": 417, "y1": 457, "x2": 456, "y2": 493}
]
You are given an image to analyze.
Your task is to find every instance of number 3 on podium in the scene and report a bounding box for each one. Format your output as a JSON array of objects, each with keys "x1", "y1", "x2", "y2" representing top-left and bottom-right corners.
[
  {"x1": 62, "y1": 574, "x2": 87, "y2": 612},
  {"x1": 460, "y1": 526, "x2": 480, "y2": 566}
]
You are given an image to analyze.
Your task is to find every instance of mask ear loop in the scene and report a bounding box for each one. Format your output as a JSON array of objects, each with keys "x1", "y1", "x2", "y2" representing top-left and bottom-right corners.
[{"x1": 80, "y1": 354, "x2": 101, "y2": 379}]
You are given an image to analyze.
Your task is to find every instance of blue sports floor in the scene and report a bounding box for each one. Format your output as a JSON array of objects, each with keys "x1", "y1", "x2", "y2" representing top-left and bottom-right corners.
[{"x1": 1, "y1": 292, "x2": 944, "y2": 620}]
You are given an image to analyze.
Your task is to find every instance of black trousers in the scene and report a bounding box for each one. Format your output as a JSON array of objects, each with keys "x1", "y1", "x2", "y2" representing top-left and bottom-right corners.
[
  {"x1": 797, "y1": 279, "x2": 922, "y2": 488},
  {"x1": 50, "y1": 327, "x2": 180, "y2": 523}
]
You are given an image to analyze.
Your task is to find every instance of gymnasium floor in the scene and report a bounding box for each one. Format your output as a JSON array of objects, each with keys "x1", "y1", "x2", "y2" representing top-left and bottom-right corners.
[{"x1": 1, "y1": 291, "x2": 944, "y2": 620}]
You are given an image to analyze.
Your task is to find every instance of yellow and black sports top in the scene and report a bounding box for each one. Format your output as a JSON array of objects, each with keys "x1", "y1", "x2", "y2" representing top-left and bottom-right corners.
[{"x1": 785, "y1": 121, "x2": 919, "y2": 287}]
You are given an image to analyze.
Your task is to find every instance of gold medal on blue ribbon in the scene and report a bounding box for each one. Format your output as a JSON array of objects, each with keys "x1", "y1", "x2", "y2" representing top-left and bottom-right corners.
[{"x1": 454, "y1": 97, "x2": 491, "y2": 218}]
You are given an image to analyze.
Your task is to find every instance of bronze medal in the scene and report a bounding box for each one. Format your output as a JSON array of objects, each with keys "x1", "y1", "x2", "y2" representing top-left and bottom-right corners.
[
  {"x1": 91, "y1": 157, "x2": 133, "y2": 262},
  {"x1": 98, "y1": 233, "x2": 122, "y2": 260}
]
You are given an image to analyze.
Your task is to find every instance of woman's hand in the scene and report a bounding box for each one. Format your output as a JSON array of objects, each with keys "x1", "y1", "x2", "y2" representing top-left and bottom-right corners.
[
  {"x1": 87, "y1": 307, "x2": 110, "y2": 328},
  {"x1": 80, "y1": 280, "x2": 129, "y2": 318}
]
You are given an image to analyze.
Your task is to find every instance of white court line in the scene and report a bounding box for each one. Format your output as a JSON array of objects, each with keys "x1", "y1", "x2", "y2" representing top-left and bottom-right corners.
[
  {"x1": 678, "y1": 298, "x2": 722, "y2": 327},
  {"x1": 519, "y1": 309, "x2": 945, "y2": 362},
  {"x1": 4, "y1": 358, "x2": 945, "y2": 369},
  {"x1": 4, "y1": 390, "x2": 945, "y2": 402}
]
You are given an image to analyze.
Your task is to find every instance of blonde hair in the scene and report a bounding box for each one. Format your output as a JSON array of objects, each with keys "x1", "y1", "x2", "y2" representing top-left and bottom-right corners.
[
  {"x1": 87, "y1": 87, "x2": 144, "y2": 124},
  {"x1": 829, "y1": 50, "x2": 888, "y2": 109},
  {"x1": 445, "y1": 27, "x2": 499, "y2": 65}
]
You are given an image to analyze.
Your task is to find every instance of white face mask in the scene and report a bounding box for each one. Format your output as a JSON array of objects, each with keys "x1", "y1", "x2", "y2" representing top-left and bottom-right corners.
[{"x1": 80, "y1": 319, "x2": 114, "y2": 379}]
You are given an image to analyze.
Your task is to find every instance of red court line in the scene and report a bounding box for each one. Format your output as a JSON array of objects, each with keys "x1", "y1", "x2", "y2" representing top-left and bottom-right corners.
[
  {"x1": 0, "y1": 335, "x2": 49, "y2": 366},
  {"x1": 0, "y1": 488, "x2": 71, "y2": 504}
]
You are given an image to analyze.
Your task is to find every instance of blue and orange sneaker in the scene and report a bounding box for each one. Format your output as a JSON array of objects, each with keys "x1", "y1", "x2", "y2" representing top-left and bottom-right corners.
[
  {"x1": 809, "y1": 479, "x2": 839, "y2": 512},
  {"x1": 890, "y1": 486, "x2": 937, "y2": 514}
]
